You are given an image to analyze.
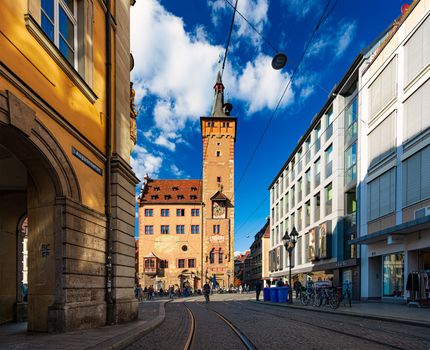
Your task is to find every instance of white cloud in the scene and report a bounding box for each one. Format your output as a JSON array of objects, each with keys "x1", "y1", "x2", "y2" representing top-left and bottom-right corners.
[
  {"x1": 208, "y1": 0, "x2": 269, "y2": 46},
  {"x1": 131, "y1": 0, "x2": 294, "y2": 152},
  {"x1": 308, "y1": 21, "x2": 357, "y2": 59},
  {"x1": 131, "y1": 144, "x2": 163, "y2": 181},
  {"x1": 170, "y1": 164, "x2": 186, "y2": 178},
  {"x1": 235, "y1": 54, "x2": 294, "y2": 113},
  {"x1": 282, "y1": 0, "x2": 321, "y2": 19}
]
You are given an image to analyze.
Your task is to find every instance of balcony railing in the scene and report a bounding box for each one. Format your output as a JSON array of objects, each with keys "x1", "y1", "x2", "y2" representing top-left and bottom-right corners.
[{"x1": 143, "y1": 267, "x2": 158, "y2": 275}]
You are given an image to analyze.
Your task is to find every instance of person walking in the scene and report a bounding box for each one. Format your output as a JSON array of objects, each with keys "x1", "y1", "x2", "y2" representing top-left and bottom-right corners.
[
  {"x1": 168, "y1": 285, "x2": 174, "y2": 299},
  {"x1": 239, "y1": 285, "x2": 243, "y2": 294},
  {"x1": 255, "y1": 280, "x2": 262, "y2": 301},
  {"x1": 294, "y1": 280, "x2": 302, "y2": 299},
  {"x1": 203, "y1": 281, "x2": 211, "y2": 303}
]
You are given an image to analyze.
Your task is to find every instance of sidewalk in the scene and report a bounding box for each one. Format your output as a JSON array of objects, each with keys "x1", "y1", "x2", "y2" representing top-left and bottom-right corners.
[
  {"x1": 0, "y1": 300, "x2": 168, "y2": 350},
  {"x1": 255, "y1": 299, "x2": 430, "y2": 327}
]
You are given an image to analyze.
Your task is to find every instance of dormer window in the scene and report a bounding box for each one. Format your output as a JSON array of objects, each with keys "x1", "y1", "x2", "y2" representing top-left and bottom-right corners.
[
  {"x1": 151, "y1": 195, "x2": 158, "y2": 200},
  {"x1": 172, "y1": 186, "x2": 179, "y2": 191},
  {"x1": 190, "y1": 195, "x2": 197, "y2": 200},
  {"x1": 177, "y1": 195, "x2": 184, "y2": 200},
  {"x1": 191, "y1": 187, "x2": 197, "y2": 191},
  {"x1": 164, "y1": 194, "x2": 171, "y2": 200},
  {"x1": 154, "y1": 186, "x2": 160, "y2": 191}
]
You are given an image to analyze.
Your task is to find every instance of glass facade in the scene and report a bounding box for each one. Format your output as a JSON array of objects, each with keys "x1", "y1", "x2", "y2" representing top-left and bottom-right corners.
[
  {"x1": 345, "y1": 142, "x2": 357, "y2": 185},
  {"x1": 383, "y1": 253, "x2": 404, "y2": 297},
  {"x1": 345, "y1": 97, "x2": 358, "y2": 144}
]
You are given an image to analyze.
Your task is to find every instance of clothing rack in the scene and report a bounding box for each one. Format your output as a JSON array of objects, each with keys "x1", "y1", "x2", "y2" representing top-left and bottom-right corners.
[{"x1": 407, "y1": 270, "x2": 430, "y2": 308}]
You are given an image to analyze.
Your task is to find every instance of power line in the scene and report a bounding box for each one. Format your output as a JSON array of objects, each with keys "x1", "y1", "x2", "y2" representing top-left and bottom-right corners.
[
  {"x1": 221, "y1": 0, "x2": 238, "y2": 77},
  {"x1": 234, "y1": 0, "x2": 335, "y2": 193},
  {"x1": 234, "y1": 12, "x2": 415, "y2": 242}
]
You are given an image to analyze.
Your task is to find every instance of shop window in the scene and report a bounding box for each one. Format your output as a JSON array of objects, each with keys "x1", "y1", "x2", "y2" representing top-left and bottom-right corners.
[{"x1": 383, "y1": 253, "x2": 404, "y2": 297}]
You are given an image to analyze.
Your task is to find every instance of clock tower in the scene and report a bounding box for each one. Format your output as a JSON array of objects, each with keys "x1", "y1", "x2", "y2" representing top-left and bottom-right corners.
[{"x1": 201, "y1": 72, "x2": 236, "y2": 288}]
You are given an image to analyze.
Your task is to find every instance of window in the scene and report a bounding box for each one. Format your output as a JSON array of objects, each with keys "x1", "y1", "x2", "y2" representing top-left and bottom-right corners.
[
  {"x1": 161, "y1": 209, "x2": 169, "y2": 217},
  {"x1": 213, "y1": 225, "x2": 220, "y2": 234},
  {"x1": 369, "y1": 57, "x2": 397, "y2": 120},
  {"x1": 404, "y1": 15, "x2": 430, "y2": 85},
  {"x1": 41, "y1": 0, "x2": 77, "y2": 66},
  {"x1": 403, "y1": 78, "x2": 430, "y2": 142},
  {"x1": 161, "y1": 225, "x2": 170, "y2": 234},
  {"x1": 291, "y1": 185, "x2": 295, "y2": 207},
  {"x1": 291, "y1": 212, "x2": 295, "y2": 232},
  {"x1": 216, "y1": 151, "x2": 221, "y2": 157},
  {"x1": 144, "y1": 209, "x2": 153, "y2": 217},
  {"x1": 144, "y1": 225, "x2": 154, "y2": 235},
  {"x1": 209, "y1": 249, "x2": 215, "y2": 264},
  {"x1": 305, "y1": 201, "x2": 310, "y2": 227},
  {"x1": 275, "y1": 204, "x2": 279, "y2": 222},
  {"x1": 191, "y1": 208, "x2": 200, "y2": 216},
  {"x1": 191, "y1": 225, "x2": 200, "y2": 234},
  {"x1": 345, "y1": 97, "x2": 358, "y2": 143},
  {"x1": 345, "y1": 143, "x2": 357, "y2": 184},
  {"x1": 305, "y1": 169, "x2": 311, "y2": 196},
  {"x1": 151, "y1": 195, "x2": 158, "y2": 200},
  {"x1": 176, "y1": 209, "x2": 185, "y2": 216},
  {"x1": 217, "y1": 176, "x2": 221, "y2": 183},
  {"x1": 218, "y1": 249, "x2": 224, "y2": 264},
  {"x1": 403, "y1": 145, "x2": 430, "y2": 207},
  {"x1": 176, "y1": 225, "x2": 185, "y2": 234},
  {"x1": 190, "y1": 195, "x2": 197, "y2": 200},
  {"x1": 164, "y1": 195, "x2": 171, "y2": 200},
  {"x1": 280, "y1": 174, "x2": 284, "y2": 193},
  {"x1": 285, "y1": 192, "x2": 289, "y2": 214},
  {"x1": 297, "y1": 178, "x2": 302, "y2": 203},
  {"x1": 159, "y1": 260, "x2": 168, "y2": 268},
  {"x1": 368, "y1": 168, "x2": 396, "y2": 221},
  {"x1": 177, "y1": 195, "x2": 184, "y2": 200},
  {"x1": 178, "y1": 259, "x2": 185, "y2": 268},
  {"x1": 297, "y1": 236, "x2": 302, "y2": 265},
  {"x1": 297, "y1": 151, "x2": 302, "y2": 174},
  {"x1": 314, "y1": 158, "x2": 321, "y2": 187},
  {"x1": 188, "y1": 259, "x2": 195, "y2": 268},
  {"x1": 325, "y1": 144, "x2": 333, "y2": 178},
  {"x1": 314, "y1": 192, "x2": 321, "y2": 221},
  {"x1": 315, "y1": 123, "x2": 321, "y2": 152},
  {"x1": 297, "y1": 207, "x2": 302, "y2": 231},
  {"x1": 383, "y1": 253, "x2": 404, "y2": 297},
  {"x1": 305, "y1": 137, "x2": 311, "y2": 163},
  {"x1": 369, "y1": 111, "x2": 396, "y2": 167},
  {"x1": 326, "y1": 107, "x2": 333, "y2": 140},
  {"x1": 172, "y1": 186, "x2": 179, "y2": 191},
  {"x1": 280, "y1": 198, "x2": 284, "y2": 217},
  {"x1": 191, "y1": 186, "x2": 197, "y2": 191},
  {"x1": 325, "y1": 183, "x2": 333, "y2": 216}
]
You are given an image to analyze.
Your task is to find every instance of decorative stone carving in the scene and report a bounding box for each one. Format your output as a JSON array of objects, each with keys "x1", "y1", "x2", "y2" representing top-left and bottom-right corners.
[{"x1": 130, "y1": 82, "x2": 137, "y2": 145}]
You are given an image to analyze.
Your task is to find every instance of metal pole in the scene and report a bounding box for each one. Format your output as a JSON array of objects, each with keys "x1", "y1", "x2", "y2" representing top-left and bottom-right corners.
[{"x1": 289, "y1": 250, "x2": 292, "y2": 304}]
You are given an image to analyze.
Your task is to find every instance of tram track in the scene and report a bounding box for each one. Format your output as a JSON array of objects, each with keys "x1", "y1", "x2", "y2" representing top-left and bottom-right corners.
[
  {"x1": 230, "y1": 301, "x2": 424, "y2": 350},
  {"x1": 183, "y1": 302, "x2": 257, "y2": 350}
]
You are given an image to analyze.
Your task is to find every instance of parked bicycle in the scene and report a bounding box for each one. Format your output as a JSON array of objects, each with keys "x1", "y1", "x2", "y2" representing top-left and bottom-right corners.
[{"x1": 337, "y1": 281, "x2": 352, "y2": 308}]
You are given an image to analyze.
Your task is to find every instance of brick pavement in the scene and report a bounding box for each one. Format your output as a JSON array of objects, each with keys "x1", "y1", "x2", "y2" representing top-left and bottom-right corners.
[{"x1": 0, "y1": 300, "x2": 167, "y2": 350}]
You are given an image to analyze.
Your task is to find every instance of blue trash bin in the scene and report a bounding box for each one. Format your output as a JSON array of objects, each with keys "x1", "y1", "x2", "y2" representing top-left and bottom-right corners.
[
  {"x1": 270, "y1": 287, "x2": 279, "y2": 303},
  {"x1": 277, "y1": 286, "x2": 288, "y2": 303},
  {"x1": 263, "y1": 287, "x2": 271, "y2": 302}
]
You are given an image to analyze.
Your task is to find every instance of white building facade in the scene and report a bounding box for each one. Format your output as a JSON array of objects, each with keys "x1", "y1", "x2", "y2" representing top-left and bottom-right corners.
[
  {"x1": 268, "y1": 59, "x2": 362, "y2": 297},
  {"x1": 356, "y1": 0, "x2": 430, "y2": 303}
]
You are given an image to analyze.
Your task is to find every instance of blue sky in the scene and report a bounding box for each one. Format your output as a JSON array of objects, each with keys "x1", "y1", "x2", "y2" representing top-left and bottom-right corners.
[{"x1": 130, "y1": 0, "x2": 407, "y2": 252}]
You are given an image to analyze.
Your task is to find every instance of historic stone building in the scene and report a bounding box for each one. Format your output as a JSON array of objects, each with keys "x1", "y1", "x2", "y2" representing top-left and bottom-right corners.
[
  {"x1": 0, "y1": 0, "x2": 138, "y2": 332},
  {"x1": 138, "y1": 73, "x2": 236, "y2": 289}
]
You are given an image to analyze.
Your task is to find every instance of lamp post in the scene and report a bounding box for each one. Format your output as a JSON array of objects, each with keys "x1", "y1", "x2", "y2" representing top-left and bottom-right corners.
[{"x1": 282, "y1": 227, "x2": 298, "y2": 304}]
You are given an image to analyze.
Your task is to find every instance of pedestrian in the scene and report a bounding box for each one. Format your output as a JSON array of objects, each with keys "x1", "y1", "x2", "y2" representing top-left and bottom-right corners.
[
  {"x1": 239, "y1": 285, "x2": 243, "y2": 294},
  {"x1": 148, "y1": 285, "x2": 154, "y2": 300},
  {"x1": 168, "y1": 285, "x2": 174, "y2": 299},
  {"x1": 203, "y1": 281, "x2": 211, "y2": 303},
  {"x1": 294, "y1": 280, "x2": 302, "y2": 299},
  {"x1": 276, "y1": 279, "x2": 285, "y2": 287},
  {"x1": 255, "y1": 279, "x2": 262, "y2": 301},
  {"x1": 159, "y1": 287, "x2": 164, "y2": 297}
]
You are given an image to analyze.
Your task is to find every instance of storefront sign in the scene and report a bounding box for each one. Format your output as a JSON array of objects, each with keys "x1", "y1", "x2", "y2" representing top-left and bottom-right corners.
[{"x1": 72, "y1": 147, "x2": 103, "y2": 175}]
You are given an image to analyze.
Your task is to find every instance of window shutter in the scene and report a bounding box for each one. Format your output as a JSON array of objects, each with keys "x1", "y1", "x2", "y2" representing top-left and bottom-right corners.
[
  {"x1": 404, "y1": 153, "x2": 421, "y2": 206},
  {"x1": 405, "y1": 19, "x2": 422, "y2": 84},
  {"x1": 421, "y1": 146, "x2": 430, "y2": 199},
  {"x1": 379, "y1": 171, "x2": 391, "y2": 216},
  {"x1": 369, "y1": 178, "x2": 380, "y2": 220}
]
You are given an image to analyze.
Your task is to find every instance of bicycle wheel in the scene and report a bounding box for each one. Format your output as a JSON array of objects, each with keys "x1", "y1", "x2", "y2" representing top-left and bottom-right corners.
[{"x1": 329, "y1": 292, "x2": 339, "y2": 309}]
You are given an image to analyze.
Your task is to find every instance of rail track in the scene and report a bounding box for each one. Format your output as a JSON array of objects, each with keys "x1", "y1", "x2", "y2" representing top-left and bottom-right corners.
[{"x1": 183, "y1": 302, "x2": 257, "y2": 350}]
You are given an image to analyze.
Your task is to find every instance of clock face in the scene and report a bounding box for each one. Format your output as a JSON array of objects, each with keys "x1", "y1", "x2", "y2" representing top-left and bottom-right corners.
[{"x1": 213, "y1": 202, "x2": 225, "y2": 218}]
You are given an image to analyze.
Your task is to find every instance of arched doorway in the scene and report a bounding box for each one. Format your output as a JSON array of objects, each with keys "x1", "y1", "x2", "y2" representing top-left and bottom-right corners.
[{"x1": 0, "y1": 92, "x2": 80, "y2": 332}]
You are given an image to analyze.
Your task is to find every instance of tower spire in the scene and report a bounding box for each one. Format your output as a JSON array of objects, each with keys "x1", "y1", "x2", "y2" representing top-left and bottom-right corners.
[{"x1": 211, "y1": 71, "x2": 231, "y2": 117}]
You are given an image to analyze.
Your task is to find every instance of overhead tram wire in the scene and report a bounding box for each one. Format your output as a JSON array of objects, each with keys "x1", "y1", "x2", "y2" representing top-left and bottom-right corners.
[
  {"x1": 221, "y1": 0, "x2": 238, "y2": 78},
  {"x1": 234, "y1": 8, "x2": 420, "y2": 241},
  {"x1": 234, "y1": 0, "x2": 335, "y2": 193}
]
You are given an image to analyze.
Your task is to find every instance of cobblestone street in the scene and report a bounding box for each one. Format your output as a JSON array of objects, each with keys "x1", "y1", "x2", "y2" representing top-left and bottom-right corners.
[{"x1": 127, "y1": 294, "x2": 430, "y2": 350}]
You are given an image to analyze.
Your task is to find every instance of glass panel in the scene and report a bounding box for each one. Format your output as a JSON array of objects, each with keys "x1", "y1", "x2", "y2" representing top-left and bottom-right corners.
[
  {"x1": 63, "y1": 0, "x2": 74, "y2": 13},
  {"x1": 59, "y1": 6, "x2": 75, "y2": 47},
  {"x1": 41, "y1": 13, "x2": 54, "y2": 41},
  {"x1": 41, "y1": 0, "x2": 54, "y2": 20},
  {"x1": 383, "y1": 253, "x2": 404, "y2": 297}
]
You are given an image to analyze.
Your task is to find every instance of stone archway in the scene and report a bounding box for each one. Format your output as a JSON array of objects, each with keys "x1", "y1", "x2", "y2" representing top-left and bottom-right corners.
[{"x1": 0, "y1": 91, "x2": 81, "y2": 332}]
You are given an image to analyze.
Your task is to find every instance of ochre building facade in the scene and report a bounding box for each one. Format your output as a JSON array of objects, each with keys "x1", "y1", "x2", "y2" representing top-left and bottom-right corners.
[
  {"x1": 138, "y1": 74, "x2": 236, "y2": 289},
  {"x1": 0, "y1": 0, "x2": 138, "y2": 332}
]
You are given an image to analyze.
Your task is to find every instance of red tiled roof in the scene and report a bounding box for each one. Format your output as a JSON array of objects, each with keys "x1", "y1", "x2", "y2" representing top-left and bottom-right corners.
[{"x1": 139, "y1": 179, "x2": 202, "y2": 205}]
